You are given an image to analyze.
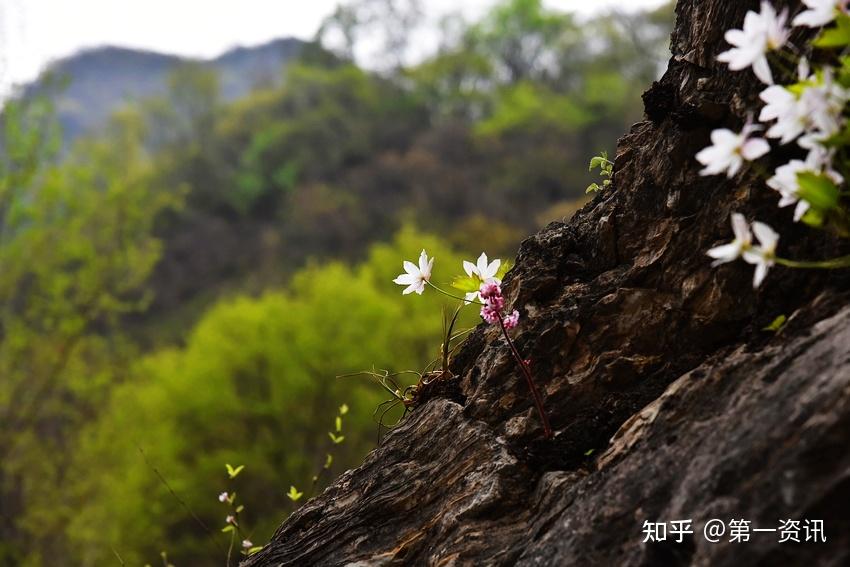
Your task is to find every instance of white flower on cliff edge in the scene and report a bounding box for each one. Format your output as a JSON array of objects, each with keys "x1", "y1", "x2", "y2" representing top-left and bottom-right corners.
[
  {"x1": 218, "y1": 491, "x2": 229, "y2": 503},
  {"x1": 242, "y1": 539, "x2": 253, "y2": 549},
  {"x1": 717, "y1": 1, "x2": 790, "y2": 84},
  {"x1": 393, "y1": 250, "x2": 433, "y2": 295},
  {"x1": 696, "y1": 124, "x2": 770, "y2": 177},
  {"x1": 794, "y1": 0, "x2": 849, "y2": 28},
  {"x1": 462, "y1": 253, "x2": 502, "y2": 302},
  {"x1": 743, "y1": 222, "x2": 780, "y2": 288},
  {"x1": 707, "y1": 213, "x2": 753, "y2": 265},
  {"x1": 767, "y1": 157, "x2": 844, "y2": 221}
]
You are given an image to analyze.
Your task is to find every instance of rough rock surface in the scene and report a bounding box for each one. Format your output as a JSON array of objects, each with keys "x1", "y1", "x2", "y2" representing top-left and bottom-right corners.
[{"x1": 246, "y1": 1, "x2": 850, "y2": 565}]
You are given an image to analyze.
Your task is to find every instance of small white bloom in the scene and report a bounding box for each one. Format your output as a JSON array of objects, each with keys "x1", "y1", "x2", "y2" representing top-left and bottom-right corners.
[
  {"x1": 767, "y1": 154, "x2": 843, "y2": 221},
  {"x1": 707, "y1": 213, "x2": 753, "y2": 265},
  {"x1": 760, "y1": 85, "x2": 807, "y2": 143},
  {"x1": 697, "y1": 124, "x2": 770, "y2": 177},
  {"x1": 718, "y1": 1, "x2": 790, "y2": 84},
  {"x1": 794, "y1": 0, "x2": 848, "y2": 28},
  {"x1": 226, "y1": 515, "x2": 236, "y2": 525},
  {"x1": 462, "y1": 253, "x2": 502, "y2": 302},
  {"x1": 743, "y1": 222, "x2": 779, "y2": 288},
  {"x1": 242, "y1": 539, "x2": 253, "y2": 549},
  {"x1": 767, "y1": 160, "x2": 813, "y2": 221},
  {"x1": 393, "y1": 250, "x2": 433, "y2": 295},
  {"x1": 759, "y1": 67, "x2": 849, "y2": 146},
  {"x1": 218, "y1": 491, "x2": 229, "y2": 503}
]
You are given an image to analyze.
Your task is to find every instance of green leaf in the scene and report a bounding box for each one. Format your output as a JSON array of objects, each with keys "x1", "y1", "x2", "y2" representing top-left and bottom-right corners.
[
  {"x1": 451, "y1": 275, "x2": 481, "y2": 293},
  {"x1": 797, "y1": 172, "x2": 840, "y2": 211},
  {"x1": 763, "y1": 315, "x2": 787, "y2": 332},
  {"x1": 338, "y1": 403, "x2": 349, "y2": 415},
  {"x1": 814, "y1": 14, "x2": 850, "y2": 48},
  {"x1": 324, "y1": 453, "x2": 333, "y2": 468},
  {"x1": 495, "y1": 259, "x2": 512, "y2": 280},
  {"x1": 584, "y1": 448, "x2": 595, "y2": 456},
  {"x1": 286, "y1": 486, "x2": 303, "y2": 502},
  {"x1": 335, "y1": 416, "x2": 342, "y2": 432},
  {"x1": 801, "y1": 207, "x2": 826, "y2": 228},
  {"x1": 226, "y1": 463, "x2": 245, "y2": 479},
  {"x1": 221, "y1": 525, "x2": 235, "y2": 533},
  {"x1": 328, "y1": 432, "x2": 345, "y2": 444},
  {"x1": 586, "y1": 183, "x2": 600, "y2": 194},
  {"x1": 248, "y1": 547, "x2": 263, "y2": 555},
  {"x1": 589, "y1": 156, "x2": 604, "y2": 170},
  {"x1": 235, "y1": 505, "x2": 244, "y2": 513}
]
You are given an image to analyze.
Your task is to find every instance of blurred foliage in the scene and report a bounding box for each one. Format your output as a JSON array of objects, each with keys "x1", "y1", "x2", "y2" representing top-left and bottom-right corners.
[
  {"x1": 64, "y1": 227, "x2": 476, "y2": 565},
  {"x1": 0, "y1": 0, "x2": 674, "y2": 564}
]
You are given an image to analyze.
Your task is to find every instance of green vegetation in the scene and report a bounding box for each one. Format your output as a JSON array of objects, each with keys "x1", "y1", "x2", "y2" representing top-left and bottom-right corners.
[{"x1": 0, "y1": 1, "x2": 673, "y2": 564}]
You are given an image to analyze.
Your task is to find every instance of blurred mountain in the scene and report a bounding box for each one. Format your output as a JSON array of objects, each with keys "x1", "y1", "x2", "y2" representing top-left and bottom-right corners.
[{"x1": 22, "y1": 38, "x2": 304, "y2": 145}]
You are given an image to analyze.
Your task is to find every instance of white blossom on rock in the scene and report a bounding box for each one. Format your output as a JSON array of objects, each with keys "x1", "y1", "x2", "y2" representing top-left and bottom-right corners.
[
  {"x1": 393, "y1": 250, "x2": 434, "y2": 295},
  {"x1": 707, "y1": 213, "x2": 753, "y2": 265},
  {"x1": 717, "y1": 1, "x2": 790, "y2": 84},
  {"x1": 462, "y1": 253, "x2": 502, "y2": 302},
  {"x1": 794, "y1": 0, "x2": 848, "y2": 28},
  {"x1": 696, "y1": 124, "x2": 770, "y2": 177},
  {"x1": 743, "y1": 222, "x2": 780, "y2": 288}
]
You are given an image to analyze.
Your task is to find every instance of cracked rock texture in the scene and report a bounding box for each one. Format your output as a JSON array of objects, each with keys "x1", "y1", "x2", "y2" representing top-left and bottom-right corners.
[{"x1": 245, "y1": 1, "x2": 849, "y2": 565}]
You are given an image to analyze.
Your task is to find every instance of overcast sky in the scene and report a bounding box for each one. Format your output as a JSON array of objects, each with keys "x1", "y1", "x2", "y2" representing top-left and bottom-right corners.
[{"x1": 0, "y1": 0, "x2": 667, "y2": 98}]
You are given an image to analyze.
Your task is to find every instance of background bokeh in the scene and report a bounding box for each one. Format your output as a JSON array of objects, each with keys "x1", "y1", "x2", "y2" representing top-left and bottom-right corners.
[{"x1": 0, "y1": 1, "x2": 673, "y2": 564}]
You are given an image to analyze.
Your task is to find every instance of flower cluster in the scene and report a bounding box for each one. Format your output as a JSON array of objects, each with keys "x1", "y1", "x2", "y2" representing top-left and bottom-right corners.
[
  {"x1": 392, "y1": 249, "x2": 552, "y2": 438},
  {"x1": 698, "y1": 1, "x2": 850, "y2": 287},
  {"x1": 479, "y1": 281, "x2": 520, "y2": 329}
]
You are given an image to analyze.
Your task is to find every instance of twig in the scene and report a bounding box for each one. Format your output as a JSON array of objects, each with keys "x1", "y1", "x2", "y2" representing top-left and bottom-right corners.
[
  {"x1": 136, "y1": 445, "x2": 226, "y2": 555},
  {"x1": 496, "y1": 312, "x2": 553, "y2": 439}
]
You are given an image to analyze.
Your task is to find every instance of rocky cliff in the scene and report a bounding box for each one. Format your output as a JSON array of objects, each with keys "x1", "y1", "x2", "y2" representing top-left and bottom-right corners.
[{"x1": 245, "y1": 1, "x2": 849, "y2": 565}]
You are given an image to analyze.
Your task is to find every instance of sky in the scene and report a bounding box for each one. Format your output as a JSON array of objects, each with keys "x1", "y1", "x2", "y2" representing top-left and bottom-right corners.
[{"x1": 0, "y1": 0, "x2": 667, "y2": 98}]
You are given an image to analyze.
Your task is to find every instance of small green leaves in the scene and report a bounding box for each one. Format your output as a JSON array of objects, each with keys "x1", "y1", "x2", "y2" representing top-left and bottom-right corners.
[
  {"x1": 225, "y1": 463, "x2": 245, "y2": 479},
  {"x1": 814, "y1": 13, "x2": 850, "y2": 48},
  {"x1": 451, "y1": 275, "x2": 481, "y2": 293},
  {"x1": 584, "y1": 448, "x2": 595, "y2": 456},
  {"x1": 587, "y1": 151, "x2": 613, "y2": 193},
  {"x1": 221, "y1": 525, "x2": 235, "y2": 533},
  {"x1": 247, "y1": 546, "x2": 263, "y2": 555},
  {"x1": 324, "y1": 453, "x2": 333, "y2": 469},
  {"x1": 338, "y1": 403, "x2": 349, "y2": 415},
  {"x1": 286, "y1": 485, "x2": 303, "y2": 502},
  {"x1": 797, "y1": 172, "x2": 840, "y2": 211},
  {"x1": 328, "y1": 432, "x2": 345, "y2": 444},
  {"x1": 763, "y1": 314, "x2": 787, "y2": 333},
  {"x1": 335, "y1": 416, "x2": 342, "y2": 432}
]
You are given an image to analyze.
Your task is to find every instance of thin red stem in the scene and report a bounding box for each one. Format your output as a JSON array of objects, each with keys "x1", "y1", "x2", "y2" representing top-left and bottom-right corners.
[{"x1": 496, "y1": 312, "x2": 553, "y2": 439}]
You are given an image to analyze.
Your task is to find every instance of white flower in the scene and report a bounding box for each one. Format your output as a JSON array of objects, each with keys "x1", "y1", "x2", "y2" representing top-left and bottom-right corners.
[
  {"x1": 759, "y1": 67, "x2": 849, "y2": 146},
  {"x1": 462, "y1": 253, "x2": 502, "y2": 302},
  {"x1": 242, "y1": 539, "x2": 253, "y2": 549},
  {"x1": 696, "y1": 124, "x2": 770, "y2": 177},
  {"x1": 743, "y1": 222, "x2": 780, "y2": 288},
  {"x1": 218, "y1": 491, "x2": 229, "y2": 503},
  {"x1": 767, "y1": 154, "x2": 843, "y2": 221},
  {"x1": 767, "y1": 160, "x2": 814, "y2": 221},
  {"x1": 707, "y1": 213, "x2": 753, "y2": 265},
  {"x1": 718, "y1": 1, "x2": 790, "y2": 84},
  {"x1": 226, "y1": 515, "x2": 236, "y2": 525},
  {"x1": 393, "y1": 250, "x2": 433, "y2": 295},
  {"x1": 799, "y1": 69, "x2": 849, "y2": 138},
  {"x1": 759, "y1": 85, "x2": 807, "y2": 143},
  {"x1": 794, "y1": 0, "x2": 848, "y2": 28}
]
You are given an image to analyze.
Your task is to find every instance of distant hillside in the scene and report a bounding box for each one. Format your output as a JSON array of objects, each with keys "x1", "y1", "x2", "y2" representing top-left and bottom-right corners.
[{"x1": 21, "y1": 38, "x2": 304, "y2": 145}]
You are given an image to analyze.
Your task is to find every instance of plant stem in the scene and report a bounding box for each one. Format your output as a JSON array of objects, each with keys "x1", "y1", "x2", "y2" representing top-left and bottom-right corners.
[
  {"x1": 426, "y1": 281, "x2": 484, "y2": 305},
  {"x1": 775, "y1": 254, "x2": 850, "y2": 269},
  {"x1": 496, "y1": 312, "x2": 553, "y2": 440}
]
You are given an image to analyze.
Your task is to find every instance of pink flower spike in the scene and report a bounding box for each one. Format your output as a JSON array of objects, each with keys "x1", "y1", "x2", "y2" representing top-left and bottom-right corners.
[{"x1": 503, "y1": 310, "x2": 520, "y2": 329}]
